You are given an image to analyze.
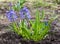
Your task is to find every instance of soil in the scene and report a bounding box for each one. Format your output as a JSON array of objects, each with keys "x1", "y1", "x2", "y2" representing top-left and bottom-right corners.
[{"x1": 0, "y1": 30, "x2": 60, "y2": 44}]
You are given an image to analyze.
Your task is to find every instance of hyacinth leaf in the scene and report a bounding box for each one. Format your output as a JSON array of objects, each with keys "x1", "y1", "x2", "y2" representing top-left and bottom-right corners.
[
  {"x1": 22, "y1": 27, "x2": 31, "y2": 39},
  {"x1": 11, "y1": 22, "x2": 18, "y2": 34},
  {"x1": 37, "y1": 21, "x2": 50, "y2": 40},
  {"x1": 17, "y1": 21, "x2": 23, "y2": 35},
  {"x1": 10, "y1": 22, "x2": 20, "y2": 35},
  {"x1": 12, "y1": 3, "x2": 21, "y2": 11},
  {"x1": 33, "y1": 10, "x2": 40, "y2": 37},
  {"x1": 37, "y1": 23, "x2": 50, "y2": 41},
  {"x1": 18, "y1": 21, "x2": 30, "y2": 39},
  {"x1": 13, "y1": 0, "x2": 26, "y2": 11},
  {"x1": 29, "y1": 20, "x2": 35, "y2": 30},
  {"x1": 20, "y1": 0, "x2": 26, "y2": 5},
  {"x1": 41, "y1": 10, "x2": 45, "y2": 19},
  {"x1": 19, "y1": 20, "x2": 31, "y2": 39},
  {"x1": 29, "y1": 10, "x2": 41, "y2": 40},
  {"x1": 19, "y1": 0, "x2": 26, "y2": 9},
  {"x1": 29, "y1": 20, "x2": 35, "y2": 39}
]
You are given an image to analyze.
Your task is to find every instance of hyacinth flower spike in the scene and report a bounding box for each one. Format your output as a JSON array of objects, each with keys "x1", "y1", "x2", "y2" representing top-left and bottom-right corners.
[
  {"x1": 6, "y1": 2, "x2": 18, "y2": 22},
  {"x1": 6, "y1": 9, "x2": 18, "y2": 22},
  {"x1": 19, "y1": 7, "x2": 31, "y2": 20}
]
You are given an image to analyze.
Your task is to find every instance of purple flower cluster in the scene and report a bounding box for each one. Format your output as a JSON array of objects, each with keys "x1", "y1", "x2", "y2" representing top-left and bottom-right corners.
[
  {"x1": 19, "y1": 7, "x2": 31, "y2": 20},
  {"x1": 6, "y1": 5, "x2": 31, "y2": 22},
  {"x1": 6, "y1": 9, "x2": 17, "y2": 22}
]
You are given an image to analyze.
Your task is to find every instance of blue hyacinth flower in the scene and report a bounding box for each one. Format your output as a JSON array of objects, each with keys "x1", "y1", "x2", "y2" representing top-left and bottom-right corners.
[
  {"x1": 19, "y1": 7, "x2": 31, "y2": 20},
  {"x1": 6, "y1": 9, "x2": 17, "y2": 22}
]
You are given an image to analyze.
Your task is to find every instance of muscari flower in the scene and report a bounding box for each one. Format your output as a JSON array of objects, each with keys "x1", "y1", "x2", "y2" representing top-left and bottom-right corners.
[
  {"x1": 19, "y1": 7, "x2": 31, "y2": 20},
  {"x1": 6, "y1": 9, "x2": 17, "y2": 22}
]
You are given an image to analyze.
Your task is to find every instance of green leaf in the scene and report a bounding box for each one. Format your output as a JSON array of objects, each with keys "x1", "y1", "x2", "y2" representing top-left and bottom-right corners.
[
  {"x1": 41, "y1": 10, "x2": 45, "y2": 19},
  {"x1": 11, "y1": 22, "x2": 19, "y2": 34}
]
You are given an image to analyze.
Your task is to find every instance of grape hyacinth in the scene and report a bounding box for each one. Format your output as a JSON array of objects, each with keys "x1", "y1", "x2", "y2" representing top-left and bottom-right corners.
[
  {"x1": 6, "y1": 9, "x2": 17, "y2": 22},
  {"x1": 19, "y1": 7, "x2": 31, "y2": 20}
]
